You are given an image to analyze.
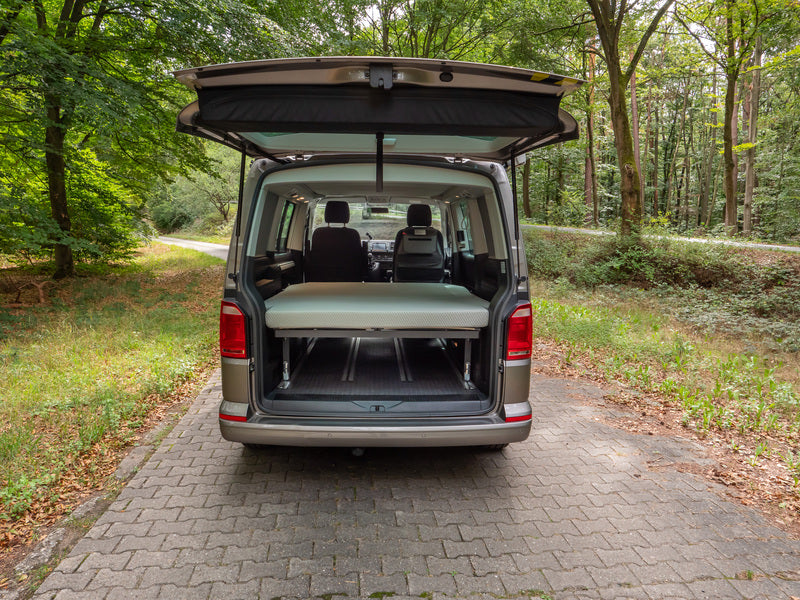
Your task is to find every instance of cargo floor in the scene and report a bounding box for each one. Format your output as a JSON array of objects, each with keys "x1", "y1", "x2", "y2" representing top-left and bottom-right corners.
[{"x1": 270, "y1": 337, "x2": 484, "y2": 401}]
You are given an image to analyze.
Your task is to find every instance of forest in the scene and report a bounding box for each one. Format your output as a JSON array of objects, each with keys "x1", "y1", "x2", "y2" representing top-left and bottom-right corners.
[{"x1": 1, "y1": 0, "x2": 799, "y2": 277}]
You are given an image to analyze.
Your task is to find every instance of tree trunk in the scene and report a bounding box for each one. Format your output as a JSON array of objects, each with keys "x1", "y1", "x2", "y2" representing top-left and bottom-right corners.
[
  {"x1": 380, "y1": 1, "x2": 391, "y2": 54},
  {"x1": 722, "y1": 7, "x2": 739, "y2": 236},
  {"x1": 700, "y1": 71, "x2": 718, "y2": 228},
  {"x1": 631, "y1": 62, "x2": 643, "y2": 214},
  {"x1": 544, "y1": 162, "x2": 550, "y2": 224},
  {"x1": 644, "y1": 82, "x2": 653, "y2": 216},
  {"x1": 584, "y1": 125, "x2": 599, "y2": 226},
  {"x1": 652, "y1": 91, "x2": 659, "y2": 215},
  {"x1": 584, "y1": 147, "x2": 592, "y2": 220},
  {"x1": 710, "y1": 154, "x2": 723, "y2": 226},
  {"x1": 743, "y1": 35, "x2": 761, "y2": 236},
  {"x1": 45, "y1": 98, "x2": 74, "y2": 279},
  {"x1": 686, "y1": 107, "x2": 699, "y2": 229},
  {"x1": 664, "y1": 81, "x2": 690, "y2": 221},
  {"x1": 585, "y1": 0, "x2": 675, "y2": 239},
  {"x1": 584, "y1": 52, "x2": 599, "y2": 226},
  {"x1": 608, "y1": 75, "x2": 642, "y2": 238},
  {"x1": 522, "y1": 156, "x2": 531, "y2": 219},
  {"x1": 682, "y1": 154, "x2": 691, "y2": 229}
]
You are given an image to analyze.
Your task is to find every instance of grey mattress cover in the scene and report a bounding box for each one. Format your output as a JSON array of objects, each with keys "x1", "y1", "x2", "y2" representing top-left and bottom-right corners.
[{"x1": 264, "y1": 282, "x2": 489, "y2": 329}]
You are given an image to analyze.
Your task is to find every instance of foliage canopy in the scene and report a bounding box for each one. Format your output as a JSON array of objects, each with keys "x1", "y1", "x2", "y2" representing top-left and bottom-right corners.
[
  {"x1": 0, "y1": 0, "x2": 287, "y2": 273},
  {"x1": 2, "y1": 0, "x2": 800, "y2": 275}
]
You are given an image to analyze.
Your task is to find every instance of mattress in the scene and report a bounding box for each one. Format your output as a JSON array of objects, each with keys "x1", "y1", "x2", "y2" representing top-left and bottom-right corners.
[{"x1": 264, "y1": 282, "x2": 489, "y2": 330}]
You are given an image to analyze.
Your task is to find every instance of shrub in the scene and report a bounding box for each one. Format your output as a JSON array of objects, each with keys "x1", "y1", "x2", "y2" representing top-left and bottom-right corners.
[
  {"x1": 524, "y1": 233, "x2": 575, "y2": 279},
  {"x1": 548, "y1": 189, "x2": 589, "y2": 227},
  {"x1": 525, "y1": 229, "x2": 800, "y2": 351},
  {"x1": 524, "y1": 230, "x2": 766, "y2": 290},
  {"x1": 148, "y1": 197, "x2": 196, "y2": 233}
]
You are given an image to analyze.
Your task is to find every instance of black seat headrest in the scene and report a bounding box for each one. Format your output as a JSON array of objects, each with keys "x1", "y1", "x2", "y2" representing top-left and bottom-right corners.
[
  {"x1": 407, "y1": 204, "x2": 432, "y2": 227},
  {"x1": 324, "y1": 201, "x2": 350, "y2": 224}
]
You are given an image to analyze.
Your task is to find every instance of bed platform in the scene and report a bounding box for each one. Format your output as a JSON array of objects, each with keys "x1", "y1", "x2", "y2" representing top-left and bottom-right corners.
[{"x1": 263, "y1": 282, "x2": 490, "y2": 389}]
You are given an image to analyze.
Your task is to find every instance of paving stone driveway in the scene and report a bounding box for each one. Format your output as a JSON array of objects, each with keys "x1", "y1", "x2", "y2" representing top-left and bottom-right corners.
[{"x1": 33, "y1": 371, "x2": 800, "y2": 600}]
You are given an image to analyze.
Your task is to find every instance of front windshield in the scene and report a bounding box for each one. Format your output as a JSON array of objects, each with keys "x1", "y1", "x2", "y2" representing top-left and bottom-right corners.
[{"x1": 313, "y1": 202, "x2": 442, "y2": 240}]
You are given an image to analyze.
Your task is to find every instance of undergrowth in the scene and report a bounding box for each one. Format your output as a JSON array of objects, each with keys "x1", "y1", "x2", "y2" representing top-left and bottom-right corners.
[
  {"x1": 0, "y1": 244, "x2": 224, "y2": 542},
  {"x1": 525, "y1": 230, "x2": 800, "y2": 351},
  {"x1": 526, "y1": 230, "x2": 800, "y2": 488},
  {"x1": 168, "y1": 211, "x2": 235, "y2": 245}
]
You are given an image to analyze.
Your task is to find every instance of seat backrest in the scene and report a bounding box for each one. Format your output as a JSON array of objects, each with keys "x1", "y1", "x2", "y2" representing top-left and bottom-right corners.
[
  {"x1": 393, "y1": 204, "x2": 445, "y2": 283},
  {"x1": 308, "y1": 201, "x2": 365, "y2": 282}
]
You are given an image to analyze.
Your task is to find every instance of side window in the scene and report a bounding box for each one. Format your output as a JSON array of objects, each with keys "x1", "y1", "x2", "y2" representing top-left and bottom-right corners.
[
  {"x1": 312, "y1": 202, "x2": 326, "y2": 230},
  {"x1": 275, "y1": 201, "x2": 295, "y2": 253},
  {"x1": 454, "y1": 201, "x2": 474, "y2": 253}
]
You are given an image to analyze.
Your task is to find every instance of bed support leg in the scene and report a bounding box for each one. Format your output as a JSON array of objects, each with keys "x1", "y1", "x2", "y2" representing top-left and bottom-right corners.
[
  {"x1": 463, "y1": 338, "x2": 475, "y2": 390},
  {"x1": 279, "y1": 337, "x2": 291, "y2": 389}
]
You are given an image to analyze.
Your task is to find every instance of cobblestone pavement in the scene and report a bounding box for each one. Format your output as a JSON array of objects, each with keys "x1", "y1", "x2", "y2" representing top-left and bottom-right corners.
[{"x1": 33, "y1": 370, "x2": 800, "y2": 599}]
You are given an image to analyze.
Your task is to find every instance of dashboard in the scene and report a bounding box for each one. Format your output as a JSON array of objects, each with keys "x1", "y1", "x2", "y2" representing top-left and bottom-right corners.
[
  {"x1": 367, "y1": 239, "x2": 394, "y2": 256},
  {"x1": 366, "y1": 239, "x2": 395, "y2": 281}
]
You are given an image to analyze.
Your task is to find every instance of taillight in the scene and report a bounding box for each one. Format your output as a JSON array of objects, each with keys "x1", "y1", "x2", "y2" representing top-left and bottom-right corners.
[
  {"x1": 506, "y1": 303, "x2": 532, "y2": 360},
  {"x1": 220, "y1": 301, "x2": 247, "y2": 358}
]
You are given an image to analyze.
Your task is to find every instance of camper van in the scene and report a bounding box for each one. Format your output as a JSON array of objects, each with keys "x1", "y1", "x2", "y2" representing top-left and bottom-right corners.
[{"x1": 174, "y1": 57, "x2": 582, "y2": 448}]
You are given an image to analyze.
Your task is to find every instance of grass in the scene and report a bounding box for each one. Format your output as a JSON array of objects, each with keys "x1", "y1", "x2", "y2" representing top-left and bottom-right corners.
[
  {"x1": 525, "y1": 229, "x2": 800, "y2": 505},
  {"x1": 0, "y1": 244, "x2": 224, "y2": 550},
  {"x1": 530, "y1": 291, "x2": 799, "y2": 433}
]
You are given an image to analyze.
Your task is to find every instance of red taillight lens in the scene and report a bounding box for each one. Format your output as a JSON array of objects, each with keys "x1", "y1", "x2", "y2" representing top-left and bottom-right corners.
[
  {"x1": 505, "y1": 414, "x2": 532, "y2": 423},
  {"x1": 220, "y1": 301, "x2": 247, "y2": 358},
  {"x1": 506, "y1": 303, "x2": 532, "y2": 360},
  {"x1": 219, "y1": 413, "x2": 248, "y2": 422}
]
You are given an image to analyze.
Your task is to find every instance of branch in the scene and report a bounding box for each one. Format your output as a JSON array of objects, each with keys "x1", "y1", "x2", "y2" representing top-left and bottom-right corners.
[
  {"x1": 585, "y1": 0, "x2": 613, "y2": 60},
  {"x1": 624, "y1": 0, "x2": 678, "y2": 83},
  {"x1": 614, "y1": 0, "x2": 627, "y2": 46},
  {"x1": 55, "y1": 0, "x2": 75, "y2": 39},
  {"x1": 64, "y1": 0, "x2": 88, "y2": 40},
  {"x1": 586, "y1": 44, "x2": 606, "y2": 66},
  {"x1": 33, "y1": 0, "x2": 47, "y2": 33},
  {"x1": 527, "y1": 13, "x2": 595, "y2": 37},
  {"x1": 674, "y1": 10, "x2": 723, "y2": 68}
]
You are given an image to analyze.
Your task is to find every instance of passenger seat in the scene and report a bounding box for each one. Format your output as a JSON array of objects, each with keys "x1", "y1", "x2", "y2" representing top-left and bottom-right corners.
[
  {"x1": 308, "y1": 201, "x2": 365, "y2": 282},
  {"x1": 393, "y1": 204, "x2": 445, "y2": 282}
]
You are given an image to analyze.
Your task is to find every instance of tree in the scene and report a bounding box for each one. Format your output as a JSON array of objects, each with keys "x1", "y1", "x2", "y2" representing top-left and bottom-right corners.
[
  {"x1": 750, "y1": 39, "x2": 800, "y2": 239},
  {"x1": 585, "y1": 0, "x2": 677, "y2": 237},
  {"x1": 264, "y1": 0, "x2": 371, "y2": 55},
  {"x1": 159, "y1": 143, "x2": 241, "y2": 231},
  {"x1": 516, "y1": 0, "x2": 800, "y2": 238},
  {"x1": 356, "y1": 0, "x2": 515, "y2": 60},
  {"x1": 0, "y1": 1, "x2": 287, "y2": 276},
  {"x1": 742, "y1": 35, "x2": 762, "y2": 235},
  {"x1": 522, "y1": 156, "x2": 532, "y2": 219},
  {"x1": 676, "y1": 0, "x2": 783, "y2": 235}
]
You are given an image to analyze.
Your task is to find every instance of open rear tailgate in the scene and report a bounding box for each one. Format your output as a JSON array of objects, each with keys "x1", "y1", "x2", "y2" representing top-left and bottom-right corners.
[{"x1": 175, "y1": 57, "x2": 583, "y2": 160}]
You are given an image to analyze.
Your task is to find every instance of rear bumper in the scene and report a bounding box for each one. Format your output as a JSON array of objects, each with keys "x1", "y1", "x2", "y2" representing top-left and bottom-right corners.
[{"x1": 219, "y1": 415, "x2": 531, "y2": 447}]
